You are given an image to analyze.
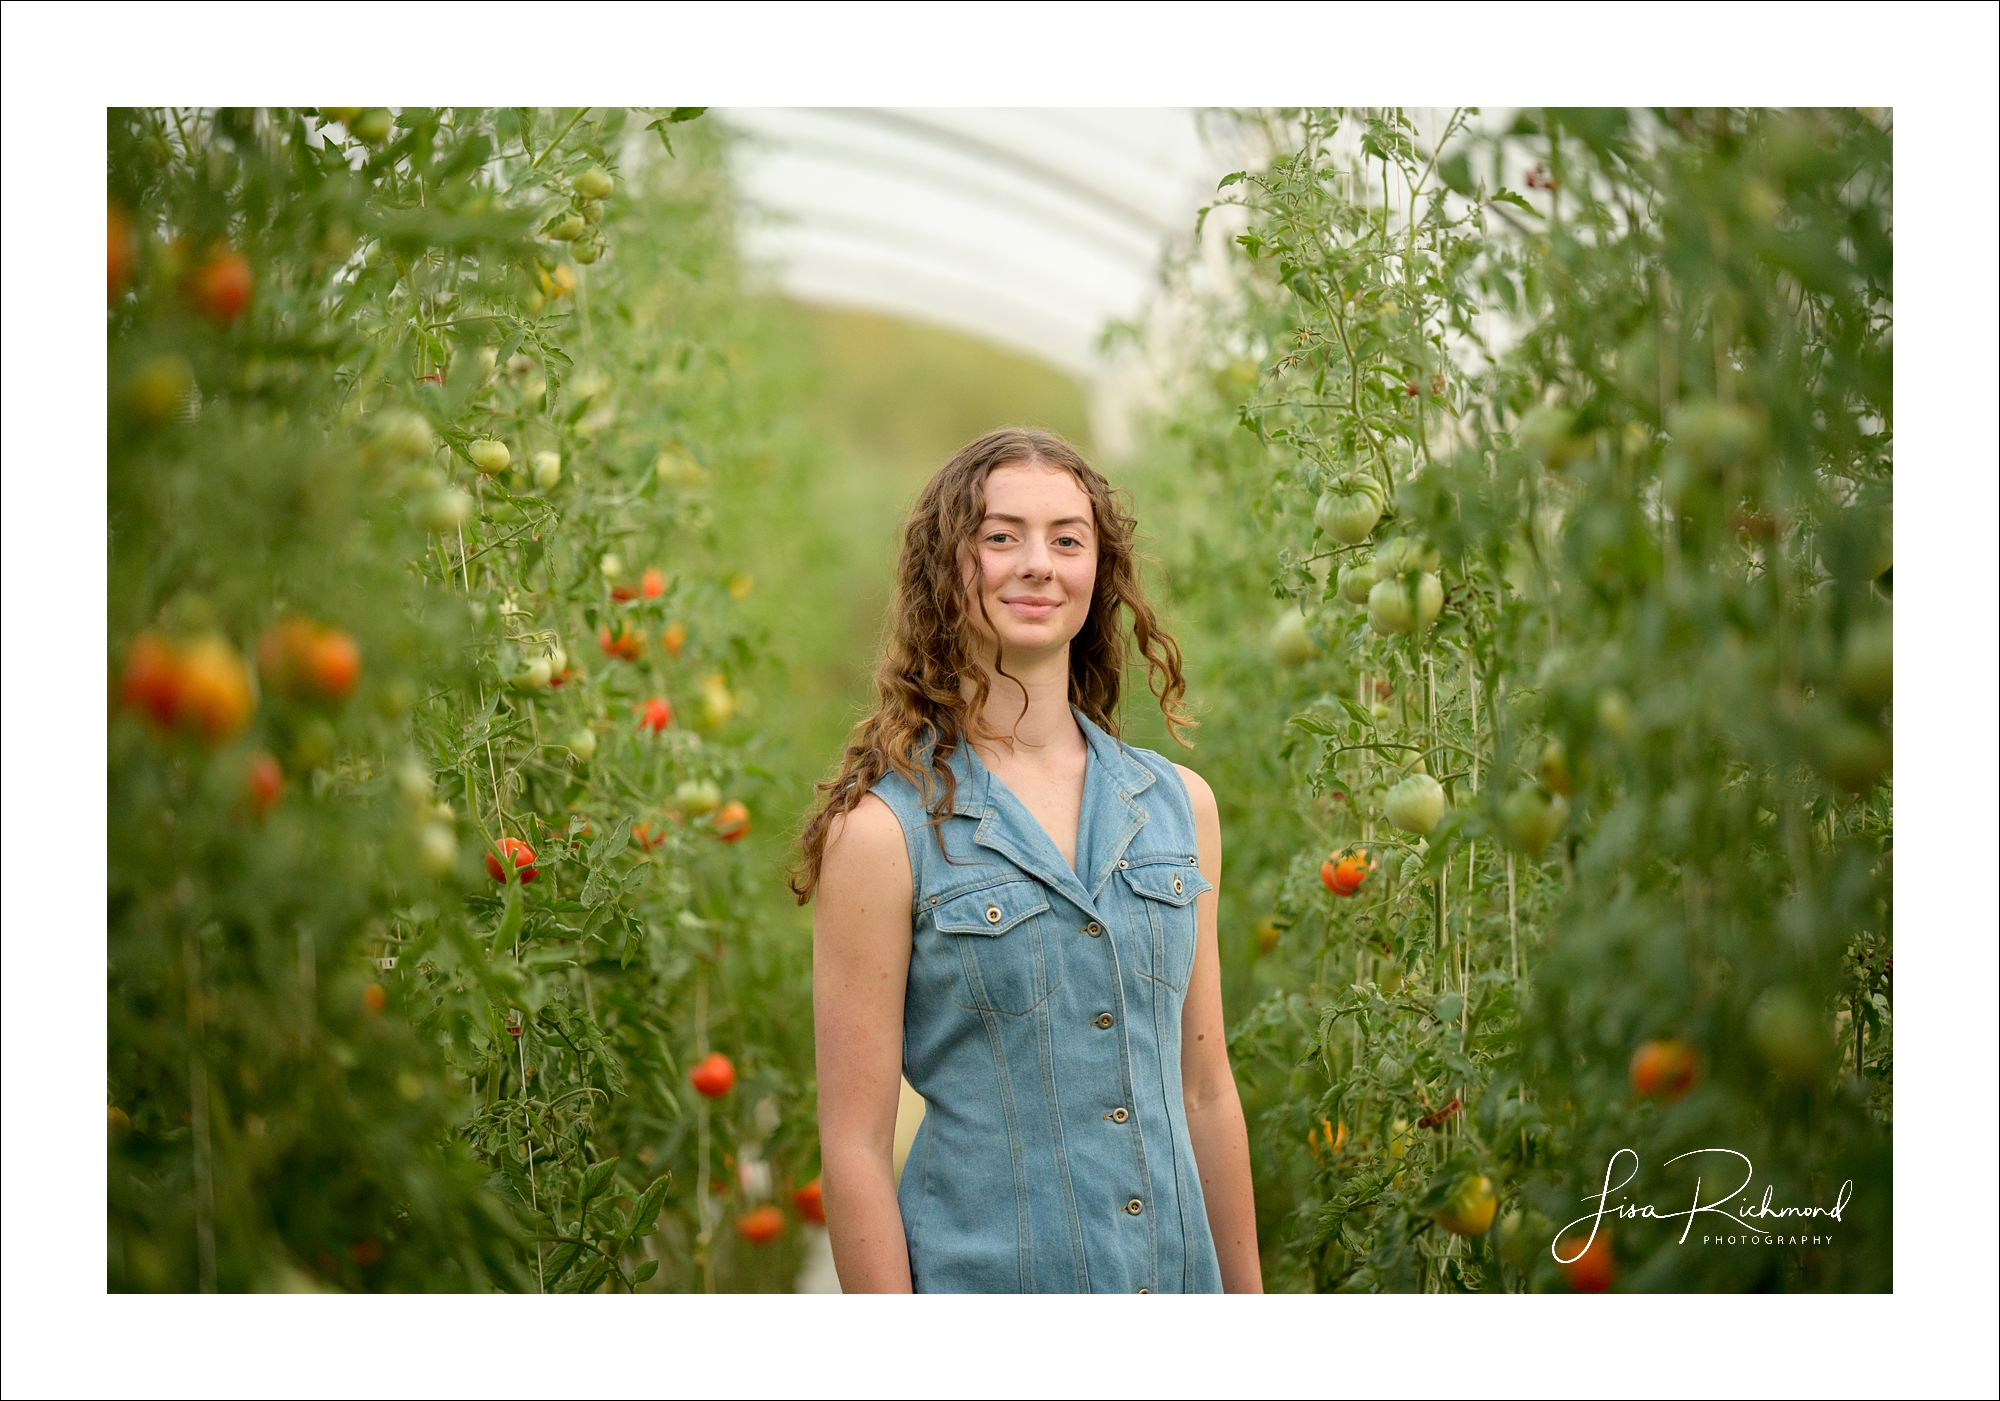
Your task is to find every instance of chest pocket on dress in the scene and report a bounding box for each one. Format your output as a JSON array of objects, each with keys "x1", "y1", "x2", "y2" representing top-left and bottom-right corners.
[
  {"x1": 933, "y1": 880, "x2": 1058, "y2": 1016},
  {"x1": 1120, "y1": 857, "x2": 1209, "y2": 992}
]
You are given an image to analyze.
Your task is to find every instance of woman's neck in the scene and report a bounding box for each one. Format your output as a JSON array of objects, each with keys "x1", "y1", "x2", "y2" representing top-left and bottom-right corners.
[{"x1": 964, "y1": 645, "x2": 1079, "y2": 759}]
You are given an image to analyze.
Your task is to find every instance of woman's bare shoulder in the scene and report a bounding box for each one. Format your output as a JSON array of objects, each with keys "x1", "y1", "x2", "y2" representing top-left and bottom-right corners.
[{"x1": 819, "y1": 792, "x2": 911, "y2": 894}]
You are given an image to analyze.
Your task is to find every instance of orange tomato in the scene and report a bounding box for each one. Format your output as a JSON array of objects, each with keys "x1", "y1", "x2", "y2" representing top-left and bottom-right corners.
[
  {"x1": 661, "y1": 621, "x2": 687, "y2": 658},
  {"x1": 109, "y1": 204, "x2": 134, "y2": 301},
  {"x1": 188, "y1": 249, "x2": 253, "y2": 324},
  {"x1": 173, "y1": 634, "x2": 257, "y2": 744},
  {"x1": 793, "y1": 1177, "x2": 826, "y2": 1224},
  {"x1": 711, "y1": 800, "x2": 750, "y2": 842},
  {"x1": 598, "y1": 624, "x2": 645, "y2": 661},
  {"x1": 641, "y1": 567, "x2": 665, "y2": 599},
  {"x1": 689, "y1": 1052, "x2": 735, "y2": 1099},
  {"x1": 121, "y1": 631, "x2": 185, "y2": 728},
  {"x1": 1557, "y1": 1232, "x2": 1614, "y2": 1292},
  {"x1": 735, "y1": 1204, "x2": 784, "y2": 1245},
  {"x1": 362, "y1": 983, "x2": 387, "y2": 1013},
  {"x1": 1629, "y1": 1039, "x2": 1699, "y2": 1101},
  {"x1": 1320, "y1": 848, "x2": 1373, "y2": 897}
]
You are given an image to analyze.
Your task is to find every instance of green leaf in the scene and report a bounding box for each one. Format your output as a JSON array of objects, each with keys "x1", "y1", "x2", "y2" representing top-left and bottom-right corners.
[
  {"x1": 579, "y1": 1156, "x2": 621, "y2": 1204},
  {"x1": 492, "y1": 882, "x2": 524, "y2": 952},
  {"x1": 542, "y1": 1239, "x2": 582, "y2": 1282},
  {"x1": 1487, "y1": 189, "x2": 1538, "y2": 214},
  {"x1": 631, "y1": 1258, "x2": 659, "y2": 1283}
]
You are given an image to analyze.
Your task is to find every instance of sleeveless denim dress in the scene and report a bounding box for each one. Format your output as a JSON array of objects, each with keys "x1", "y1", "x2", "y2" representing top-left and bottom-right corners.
[{"x1": 868, "y1": 708, "x2": 1223, "y2": 1293}]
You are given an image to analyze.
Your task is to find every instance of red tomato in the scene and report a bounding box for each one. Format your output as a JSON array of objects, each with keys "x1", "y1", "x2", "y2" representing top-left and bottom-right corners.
[
  {"x1": 636, "y1": 696, "x2": 673, "y2": 733},
  {"x1": 189, "y1": 249, "x2": 253, "y2": 324},
  {"x1": 246, "y1": 751, "x2": 284, "y2": 815},
  {"x1": 484, "y1": 836, "x2": 538, "y2": 884},
  {"x1": 610, "y1": 582, "x2": 638, "y2": 602},
  {"x1": 259, "y1": 618, "x2": 360, "y2": 702},
  {"x1": 735, "y1": 1204, "x2": 784, "y2": 1245},
  {"x1": 711, "y1": 799, "x2": 750, "y2": 842},
  {"x1": 641, "y1": 567, "x2": 665, "y2": 599},
  {"x1": 1629, "y1": 1039, "x2": 1699, "y2": 1101},
  {"x1": 793, "y1": 1177, "x2": 826, "y2": 1224},
  {"x1": 121, "y1": 632, "x2": 185, "y2": 728},
  {"x1": 1558, "y1": 1232, "x2": 1614, "y2": 1292},
  {"x1": 689, "y1": 1052, "x2": 735, "y2": 1099}
]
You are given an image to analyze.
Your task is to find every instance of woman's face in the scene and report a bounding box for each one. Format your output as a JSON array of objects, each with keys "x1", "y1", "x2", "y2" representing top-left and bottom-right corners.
[{"x1": 962, "y1": 460, "x2": 1099, "y2": 666}]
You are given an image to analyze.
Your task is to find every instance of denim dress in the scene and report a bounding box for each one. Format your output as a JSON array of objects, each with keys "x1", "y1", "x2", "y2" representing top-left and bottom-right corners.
[{"x1": 869, "y1": 708, "x2": 1223, "y2": 1293}]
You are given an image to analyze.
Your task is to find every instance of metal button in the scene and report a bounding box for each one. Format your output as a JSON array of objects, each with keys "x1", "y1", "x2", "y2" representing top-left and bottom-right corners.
[
  {"x1": 1137, "y1": 1287, "x2": 1150, "y2": 1294},
  {"x1": 929, "y1": 896, "x2": 938, "y2": 906},
  {"x1": 985, "y1": 903, "x2": 1002, "y2": 925},
  {"x1": 1117, "y1": 859, "x2": 1129, "y2": 869},
  {"x1": 1093, "y1": 1013, "x2": 1114, "y2": 1029},
  {"x1": 1172, "y1": 874, "x2": 1183, "y2": 895},
  {"x1": 1108, "y1": 1107, "x2": 1130, "y2": 1124},
  {"x1": 1125, "y1": 1198, "x2": 1144, "y2": 1215},
  {"x1": 1189, "y1": 856, "x2": 1198, "y2": 864},
  {"x1": 1084, "y1": 922, "x2": 1102, "y2": 937}
]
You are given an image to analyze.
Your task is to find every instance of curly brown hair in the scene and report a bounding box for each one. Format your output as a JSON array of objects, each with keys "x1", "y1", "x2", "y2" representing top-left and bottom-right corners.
[{"x1": 790, "y1": 427, "x2": 1193, "y2": 903}]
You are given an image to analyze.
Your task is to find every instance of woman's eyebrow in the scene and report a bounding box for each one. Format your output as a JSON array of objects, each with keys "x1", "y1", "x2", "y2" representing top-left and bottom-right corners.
[{"x1": 982, "y1": 513, "x2": 1094, "y2": 530}]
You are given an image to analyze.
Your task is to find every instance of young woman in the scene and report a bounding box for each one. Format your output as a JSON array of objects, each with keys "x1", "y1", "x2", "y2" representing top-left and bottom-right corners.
[{"x1": 793, "y1": 428, "x2": 1260, "y2": 1294}]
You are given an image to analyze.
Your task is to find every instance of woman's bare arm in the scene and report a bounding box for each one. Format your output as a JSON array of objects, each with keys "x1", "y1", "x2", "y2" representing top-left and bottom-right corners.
[
  {"x1": 1175, "y1": 764, "x2": 1263, "y2": 1293},
  {"x1": 811, "y1": 793, "x2": 916, "y2": 1292}
]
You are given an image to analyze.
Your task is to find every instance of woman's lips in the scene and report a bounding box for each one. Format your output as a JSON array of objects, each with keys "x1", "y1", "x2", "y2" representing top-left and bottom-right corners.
[{"x1": 1000, "y1": 596, "x2": 1061, "y2": 619}]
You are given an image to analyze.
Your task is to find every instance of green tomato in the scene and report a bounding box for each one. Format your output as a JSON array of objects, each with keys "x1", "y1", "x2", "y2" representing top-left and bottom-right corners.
[
  {"x1": 568, "y1": 727, "x2": 598, "y2": 763},
  {"x1": 1840, "y1": 618, "x2": 1892, "y2": 708},
  {"x1": 548, "y1": 212, "x2": 586, "y2": 242},
  {"x1": 1270, "y1": 609, "x2": 1315, "y2": 667},
  {"x1": 416, "y1": 487, "x2": 473, "y2": 532},
  {"x1": 1821, "y1": 716, "x2": 1890, "y2": 792},
  {"x1": 1748, "y1": 987, "x2": 1831, "y2": 1084},
  {"x1": 374, "y1": 410, "x2": 433, "y2": 461},
  {"x1": 1517, "y1": 405, "x2": 1586, "y2": 469},
  {"x1": 580, "y1": 200, "x2": 604, "y2": 225},
  {"x1": 532, "y1": 450, "x2": 563, "y2": 490},
  {"x1": 349, "y1": 109, "x2": 393, "y2": 145},
  {"x1": 574, "y1": 166, "x2": 615, "y2": 200},
  {"x1": 1367, "y1": 572, "x2": 1440, "y2": 636},
  {"x1": 1314, "y1": 477, "x2": 1385, "y2": 545},
  {"x1": 468, "y1": 439, "x2": 510, "y2": 475},
  {"x1": 511, "y1": 658, "x2": 552, "y2": 692},
  {"x1": 1383, "y1": 773, "x2": 1445, "y2": 834},
  {"x1": 1596, "y1": 687, "x2": 1633, "y2": 738},
  {"x1": 1499, "y1": 785, "x2": 1568, "y2": 856},
  {"x1": 572, "y1": 239, "x2": 603, "y2": 265},
  {"x1": 416, "y1": 822, "x2": 459, "y2": 877},
  {"x1": 1337, "y1": 558, "x2": 1381, "y2": 606},
  {"x1": 675, "y1": 778, "x2": 722, "y2": 815}
]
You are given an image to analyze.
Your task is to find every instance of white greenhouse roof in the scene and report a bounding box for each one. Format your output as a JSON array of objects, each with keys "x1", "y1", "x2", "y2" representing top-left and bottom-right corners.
[{"x1": 716, "y1": 108, "x2": 1242, "y2": 380}]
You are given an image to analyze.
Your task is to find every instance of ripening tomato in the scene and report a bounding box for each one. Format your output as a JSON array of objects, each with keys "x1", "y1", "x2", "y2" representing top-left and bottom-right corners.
[
  {"x1": 735, "y1": 1204, "x2": 784, "y2": 1245},
  {"x1": 245, "y1": 751, "x2": 284, "y2": 816},
  {"x1": 636, "y1": 696, "x2": 673, "y2": 733},
  {"x1": 689, "y1": 1052, "x2": 735, "y2": 1099},
  {"x1": 711, "y1": 800, "x2": 750, "y2": 842},
  {"x1": 306, "y1": 628, "x2": 361, "y2": 700},
  {"x1": 121, "y1": 632, "x2": 185, "y2": 728},
  {"x1": 174, "y1": 634, "x2": 257, "y2": 744},
  {"x1": 793, "y1": 1177, "x2": 826, "y2": 1224},
  {"x1": 1557, "y1": 1232, "x2": 1614, "y2": 1292},
  {"x1": 363, "y1": 983, "x2": 387, "y2": 1013},
  {"x1": 633, "y1": 821, "x2": 666, "y2": 851},
  {"x1": 598, "y1": 625, "x2": 645, "y2": 661},
  {"x1": 109, "y1": 204, "x2": 134, "y2": 301},
  {"x1": 1629, "y1": 1039, "x2": 1699, "y2": 1101},
  {"x1": 661, "y1": 621, "x2": 687, "y2": 658},
  {"x1": 484, "y1": 836, "x2": 538, "y2": 884},
  {"x1": 641, "y1": 567, "x2": 665, "y2": 600},
  {"x1": 1320, "y1": 848, "x2": 1372, "y2": 897},
  {"x1": 1432, "y1": 1174, "x2": 1498, "y2": 1237},
  {"x1": 188, "y1": 250, "x2": 253, "y2": 325}
]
